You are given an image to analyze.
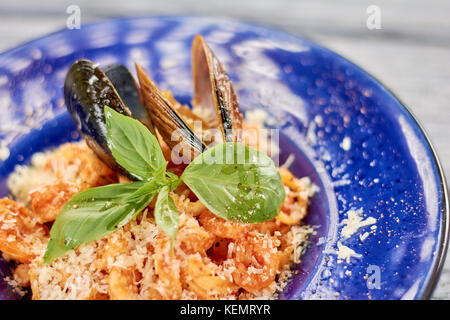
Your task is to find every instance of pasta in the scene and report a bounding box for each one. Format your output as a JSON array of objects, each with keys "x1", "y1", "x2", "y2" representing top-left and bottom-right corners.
[
  {"x1": 2, "y1": 125, "x2": 317, "y2": 300},
  {"x1": 0, "y1": 198, "x2": 48, "y2": 264}
]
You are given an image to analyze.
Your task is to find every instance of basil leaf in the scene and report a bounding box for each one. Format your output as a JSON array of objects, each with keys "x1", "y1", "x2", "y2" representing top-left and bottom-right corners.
[
  {"x1": 44, "y1": 180, "x2": 160, "y2": 263},
  {"x1": 154, "y1": 186, "x2": 179, "y2": 243},
  {"x1": 105, "y1": 106, "x2": 166, "y2": 181},
  {"x1": 182, "y1": 142, "x2": 285, "y2": 223},
  {"x1": 165, "y1": 171, "x2": 182, "y2": 191}
]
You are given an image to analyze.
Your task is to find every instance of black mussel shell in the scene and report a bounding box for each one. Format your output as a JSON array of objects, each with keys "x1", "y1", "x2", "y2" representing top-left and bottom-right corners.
[
  {"x1": 103, "y1": 64, "x2": 153, "y2": 132},
  {"x1": 64, "y1": 59, "x2": 136, "y2": 179}
]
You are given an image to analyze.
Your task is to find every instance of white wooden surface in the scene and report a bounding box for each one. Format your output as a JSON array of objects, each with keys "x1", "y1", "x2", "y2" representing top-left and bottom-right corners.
[{"x1": 0, "y1": 0, "x2": 449, "y2": 299}]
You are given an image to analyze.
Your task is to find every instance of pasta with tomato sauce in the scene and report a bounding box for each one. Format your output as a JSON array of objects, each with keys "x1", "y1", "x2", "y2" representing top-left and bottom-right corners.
[{"x1": 1, "y1": 119, "x2": 316, "y2": 300}]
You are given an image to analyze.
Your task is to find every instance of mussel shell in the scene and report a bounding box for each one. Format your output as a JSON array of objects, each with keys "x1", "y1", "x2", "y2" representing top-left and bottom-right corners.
[
  {"x1": 103, "y1": 64, "x2": 153, "y2": 132},
  {"x1": 136, "y1": 63, "x2": 206, "y2": 162},
  {"x1": 191, "y1": 34, "x2": 243, "y2": 143},
  {"x1": 64, "y1": 59, "x2": 136, "y2": 179}
]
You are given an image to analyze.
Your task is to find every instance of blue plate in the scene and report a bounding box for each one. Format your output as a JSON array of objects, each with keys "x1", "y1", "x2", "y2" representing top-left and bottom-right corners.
[{"x1": 0, "y1": 16, "x2": 447, "y2": 300}]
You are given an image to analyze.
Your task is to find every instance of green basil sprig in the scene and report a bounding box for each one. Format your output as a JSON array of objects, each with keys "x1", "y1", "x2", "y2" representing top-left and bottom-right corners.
[
  {"x1": 44, "y1": 180, "x2": 160, "y2": 263},
  {"x1": 105, "y1": 105, "x2": 166, "y2": 181},
  {"x1": 182, "y1": 143, "x2": 284, "y2": 223},
  {"x1": 154, "y1": 186, "x2": 179, "y2": 246},
  {"x1": 44, "y1": 106, "x2": 285, "y2": 263}
]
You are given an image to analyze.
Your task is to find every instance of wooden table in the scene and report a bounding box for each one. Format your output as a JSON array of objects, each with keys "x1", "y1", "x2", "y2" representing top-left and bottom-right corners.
[{"x1": 1, "y1": 0, "x2": 449, "y2": 299}]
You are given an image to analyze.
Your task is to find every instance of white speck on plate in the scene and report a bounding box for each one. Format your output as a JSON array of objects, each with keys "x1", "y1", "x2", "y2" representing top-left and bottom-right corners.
[
  {"x1": 0, "y1": 147, "x2": 10, "y2": 161},
  {"x1": 341, "y1": 208, "x2": 376, "y2": 239},
  {"x1": 340, "y1": 136, "x2": 351, "y2": 151},
  {"x1": 325, "y1": 242, "x2": 362, "y2": 264},
  {"x1": 306, "y1": 122, "x2": 316, "y2": 144}
]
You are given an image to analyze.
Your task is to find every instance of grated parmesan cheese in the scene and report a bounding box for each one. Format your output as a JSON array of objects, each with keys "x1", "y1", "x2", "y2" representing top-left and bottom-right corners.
[
  {"x1": 325, "y1": 241, "x2": 362, "y2": 264},
  {"x1": 7, "y1": 151, "x2": 53, "y2": 204},
  {"x1": 5, "y1": 139, "x2": 317, "y2": 300},
  {"x1": 341, "y1": 208, "x2": 376, "y2": 239}
]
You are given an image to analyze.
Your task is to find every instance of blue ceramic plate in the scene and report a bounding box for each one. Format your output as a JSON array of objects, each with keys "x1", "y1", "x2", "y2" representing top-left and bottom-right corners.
[{"x1": 0, "y1": 16, "x2": 447, "y2": 300}]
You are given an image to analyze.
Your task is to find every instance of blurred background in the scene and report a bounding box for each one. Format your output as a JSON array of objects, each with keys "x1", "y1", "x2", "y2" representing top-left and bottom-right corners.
[{"x1": 1, "y1": 0, "x2": 449, "y2": 299}]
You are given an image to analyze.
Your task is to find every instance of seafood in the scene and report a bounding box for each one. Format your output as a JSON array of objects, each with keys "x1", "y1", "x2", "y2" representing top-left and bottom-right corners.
[
  {"x1": 135, "y1": 64, "x2": 206, "y2": 161},
  {"x1": 0, "y1": 33, "x2": 317, "y2": 301},
  {"x1": 103, "y1": 63, "x2": 153, "y2": 130},
  {"x1": 64, "y1": 35, "x2": 243, "y2": 165},
  {"x1": 137, "y1": 35, "x2": 243, "y2": 156},
  {"x1": 191, "y1": 34, "x2": 242, "y2": 143},
  {"x1": 64, "y1": 60, "x2": 150, "y2": 179}
]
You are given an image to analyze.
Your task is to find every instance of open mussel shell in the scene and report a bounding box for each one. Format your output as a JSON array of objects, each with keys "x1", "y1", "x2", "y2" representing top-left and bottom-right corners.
[
  {"x1": 191, "y1": 34, "x2": 243, "y2": 143},
  {"x1": 64, "y1": 59, "x2": 141, "y2": 180},
  {"x1": 103, "y1": 64, "x2": 154, "y2": 132},
  {"x1": 162, "y1": 89, "x2": 212, "y2": 132},
  {"x1": 136, "y1": 63, "x2": 206, "y2": 162}
]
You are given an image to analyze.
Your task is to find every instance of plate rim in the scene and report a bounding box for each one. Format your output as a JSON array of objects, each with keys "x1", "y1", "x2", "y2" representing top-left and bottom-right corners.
[{"x1": 0, "y1": 15, "x2": 448, "y2": 299}]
